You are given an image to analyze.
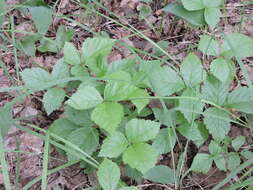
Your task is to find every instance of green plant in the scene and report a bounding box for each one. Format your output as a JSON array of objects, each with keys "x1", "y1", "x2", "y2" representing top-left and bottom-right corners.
[
  {"x1": 15, "y1": 30, "x2": 253, "y2": 189},
  {"x1": 1, "y1": 0, "x2": 253, "y2": 189},
  {"x1": 164, "y1": 0, "x2": 223, "y2": 28}
]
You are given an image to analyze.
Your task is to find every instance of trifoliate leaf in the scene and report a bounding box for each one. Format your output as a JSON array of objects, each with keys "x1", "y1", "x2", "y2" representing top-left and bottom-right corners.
[
  {"x1": 221, "y1": 33, "x2": 253, "y2": 58},
  {"x1": 180, "y1": 53, "x2": 206, "y2": 87},
  {"x1": 224, "y1": 87, "x2": 253, "y2": 114},
  {"x1": 43, "y1": 88, "x2": 66, "y2": 115},
  {"x1": 232, "y1": 136, "x2": 245, "y2": 151},
  {"x1": 149, "y1": 66, "x2": 185, "y2": 96},
  {"x1": 125, "y1": 119, "x2": 160, "y2": 143},
  {"x1": 67, "y1": 127, "x2": 99, "y2": 160},
  {"x1": 29, "y1": 6, "x2": 52, "y2": 34},
  {"x1": 123, "y1": 143, "x2": 158, "y2": 173},
  {"x1": 179, "y1": 88, "x2": 204, "y2": 122},
  {"x1": 66, "y1": 86, "x2": 103, "y2": 110},
  {"x1": 198, "y1": 35, "x2": 220, "y2": 56},
  {"x1": 152, "y1": 128, "x2": 176, "y2": 154},
  {"x1": 203, "y1": 107, "x2": 230, "y2": 141},
  {"x1": 99, "y1": 132, "x2": 129, "y2": 158},
  {"x1": 181, "y1": 0, "x2": 205, "y2": 11},
  {"x1": 163, "y1": 3, "x2": 205, "y2": 26},
  {"x1": 97, "y1": 159, "x2": 120, "y2": 190},
  {"x1": 210, "y1": 58, "x2": 230, "y2": 83},
  {"x1": 144, "y1": 165, "x2": 175, "y2": 184},
  {"x1": 49, "y1": 118, "x2": 81, "y2": 139},
  {"x1": 190, "y1": 153, "x2": 213, "y2": 173},
  {"x1": 21, "y1": 68, "x2": 52, "y2": 90},
  {"x1": 204, "y1": 7, "x2": 221, "y2": 29},
  {"x1": 91, "y1": 102, "x2": 124, "y2": 134},
  {"x1": 63, "y1": 42, "x2": 81, "y2": 65}
]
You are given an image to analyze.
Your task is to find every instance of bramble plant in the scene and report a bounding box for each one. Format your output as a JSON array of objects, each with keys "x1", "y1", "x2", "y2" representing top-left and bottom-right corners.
[
  {"x1": 18, "y1": 32, "x2": 253, "y2": 189},
  {"x1": 1, "y1": 0, "x2": 253, "y2": 189}
]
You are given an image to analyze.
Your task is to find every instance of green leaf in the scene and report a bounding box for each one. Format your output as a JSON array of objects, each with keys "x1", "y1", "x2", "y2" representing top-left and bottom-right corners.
[
  {"x1": 202, "y1": 75, "x2": 229, "y2": 105},
  {"x1": 225, "y1": 87, "x2": 253, "y2": 114},
  {"x1": 91, "y1": 102, "x2": 124, "y2": 134},
  {"x1": 190, "y1": 153, "x2": 213, "y2": 173},
  {"x1": 180, "y1": 53, "x2": 206, "y2": 87},
  {"x1": 203, "y1": 107, "x2": 230, "y2": 141},
  {"x1": 38, "y1": 26, "x2": 74, "y2": 53},
  {"x1": 48, "y1": 118, "x2": 81, "y2": 139},
  {"x1": 66, "y1": 86, "x2": 103, "y2": 110},
  {"x1": 208, "y1": 140, "x2": 222, "y2": 155},
  {"x1": 152, "y1": 108, "x2": 176, "y2": 127},
  {"x1": 210, "y1": 58, "x2": 230, "y2": 83},
  {"x1": 163, "y1": 3, "x2": 205, "y2": 26},
  {"x1": 181, "y1": 0, "x2": 205, "y2": 10},
  {"x1": 63, "y1": 42, "x2": 81, "y2": 65},
  {"x1": 125, "y1": 119, "x2": 160, "y2": 143},
  {"x1": 0, "y1": 103, "x2": 13, "y2": 137},
  {"x1": 227, "y1": 152, "x2": 241, "y2": 171},
  {"x1": 213, "y1": 154, "x2": 226, "y2": 171},
  {"x1": 104, "y1": 71, "x2": 134, "y2": 101},
  {"x1": 99, "y1": 132, "x2": 129, "y2": 158},
  {"x1": 97, "y1": 159, "x2": 120, "y2": 190},
  {"x1": 29, "y1": 6, "x2": 53, "y2": 34},
  {"x1": 107, "y1": 59, "x2": 135, "y2": 74},
  {"x1": 177, "y1": 122, "x2": 206, "y2": 147},
  {"x1": 67, "y1": 127, "x2": 99, "y2": 160},
  {"x1": 152, "y1": 128, "x2": 176, "y2": 154},
  {"x1": 119, "y1": 187, "x2": 139, "y2": 190},
  {"x1": 204, "y1": 7, "x2": 221, "y2": 29},
  {"x1": 144, "y1": 165, "x2": 175, "y2": 184},
  {"x1": 221, "y1": 33, "x2": 253, "y2": 58},
  {"x1": 232, "y1": 136, "x2": 245, "y2": 151},
  {"x1": 139, "y1": 4, "x2": 152, "y2": 20},
  {"x1": 43, "y1": 88, "x2": 66, "y2": 115},
  {"x1": 19, "y1": 35, "x2": 40, "y2": 57},
  {"x1": 64, "y1": 106, "x2": 93, "y2": 126},
  {"x1": 82, "y1": 37, "x2": 116, "y2": 58},
  {"x1": 0, "y1": 0, "x2": 5, "y2": 27},
  {"x1": 179, "y1": 88, "x2": 204, "y2": 122},
  {"x1": 128, "y1": 88, "x2": 150, "y2": 113},
  {"x1": 21, "y1": 68, "x2": 52, "y2": 90},
  {"x1": 149, "y1": 66, "x2": 185, "y2": 96},
  {"x1": 70, "y1": 65, "x2": 89, "y2": 77},
  {"x1": 51, "y1": 59, "x2": 70, "y2": 85},
  {"x1": 203, "y1": 0, "x2": 222, "y2": 7},
  {"x1": 123, "y1": 143, "x2": 158, "y2": 173},
  {"x1": 198, "y1": 35, "x2": 220, "y2": 56}
]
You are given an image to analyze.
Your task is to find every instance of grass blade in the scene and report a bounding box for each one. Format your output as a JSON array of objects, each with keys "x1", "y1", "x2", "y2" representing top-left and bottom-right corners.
[
  {"x1": 0, "y1": 130, "x2": 11, "y2": 190},
  {"x1": 41, "y1": 133, "x2": 50, "y2": 190}
]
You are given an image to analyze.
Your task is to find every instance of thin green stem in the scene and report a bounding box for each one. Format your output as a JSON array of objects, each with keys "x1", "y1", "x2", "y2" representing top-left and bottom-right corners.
[{"x1": 41, "y1": 133, "x2": 50, "y2": 190}]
